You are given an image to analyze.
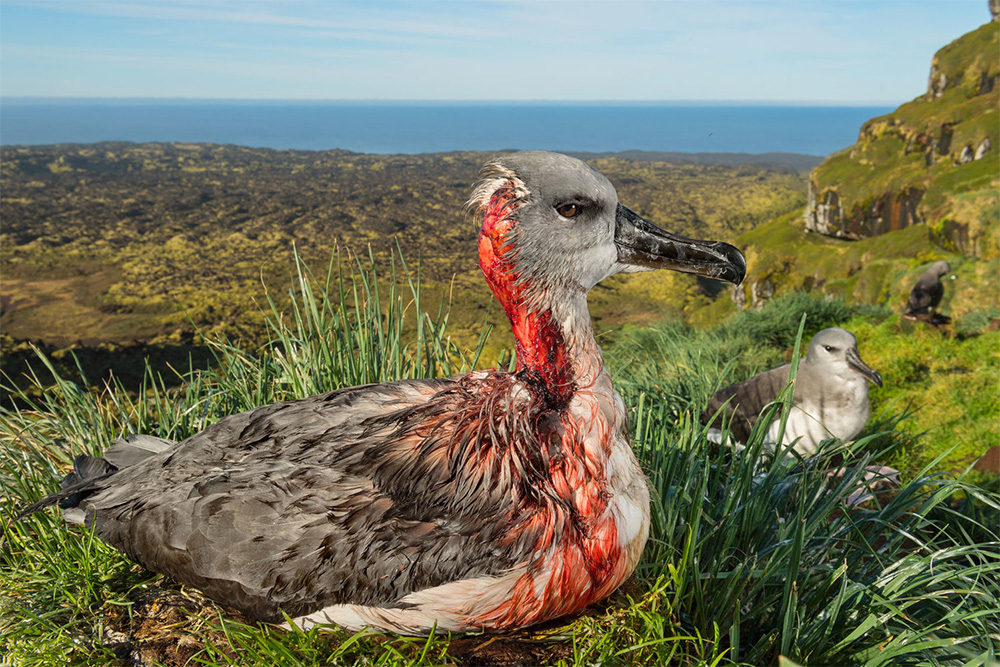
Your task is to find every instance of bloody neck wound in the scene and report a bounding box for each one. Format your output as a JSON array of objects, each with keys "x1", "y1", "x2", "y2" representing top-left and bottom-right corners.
[{"x1": 478, "y1": 189, "x2": 600, "y2": 400}]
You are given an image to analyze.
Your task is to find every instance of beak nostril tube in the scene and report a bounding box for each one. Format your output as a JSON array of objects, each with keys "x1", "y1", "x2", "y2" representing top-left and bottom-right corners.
[{"x1": 612, "y1": 204, "x2": 746, "y2": 284}]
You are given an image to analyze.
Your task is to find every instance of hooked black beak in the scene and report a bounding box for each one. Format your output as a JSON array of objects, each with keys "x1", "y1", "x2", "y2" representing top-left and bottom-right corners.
[
  {"x1": 847, "y1": 347, "x2": 883, "y2": 387},
  {"x1": 614, "y1": 205, "x2": 746, "y2": 285}
]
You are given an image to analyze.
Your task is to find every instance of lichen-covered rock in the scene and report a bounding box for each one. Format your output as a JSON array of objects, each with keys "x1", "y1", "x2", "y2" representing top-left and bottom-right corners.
[
  {"x1": 928, "y1": 66, "x2": 948, "y2": 98},
  {"x1": 730, "y1": 283, "x2": 746, "y2": 310},
  {"x1": 805, "y1": 182, "x2": 924, "y2": 240},
  {"x1": 750, "y1": 279, "x2": 775, "y2": 309},
  {"x1": 803, "y1": 181, "x2": 843, "y2": 236}
]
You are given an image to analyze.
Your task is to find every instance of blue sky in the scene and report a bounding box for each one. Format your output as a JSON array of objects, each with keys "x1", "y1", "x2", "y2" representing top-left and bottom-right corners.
[{"x1": 0, "y1": 0, "x2": 991, "y2": 103}]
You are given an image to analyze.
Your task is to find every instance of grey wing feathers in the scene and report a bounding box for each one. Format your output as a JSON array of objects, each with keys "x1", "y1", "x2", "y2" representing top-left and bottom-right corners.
[
  {"x1": 48, "y1": 377, "x2": 523, "y2": 622},
  {"x1": 702, "y1": 364, "x2": 791, "y2": 443},
  {"x1": 103, "y1": 434, "x2": 176, "y2": 468},
  {"x1": 12, "y1": 455, "x2": 116, "y2": 521},
  {"x1": 13, "y1": 434, "x2": 178, "y2": 523}
]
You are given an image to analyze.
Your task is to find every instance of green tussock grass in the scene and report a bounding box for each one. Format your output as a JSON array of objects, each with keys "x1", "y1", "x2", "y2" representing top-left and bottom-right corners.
[{"x1": 2, "y1": 253, "x2": 999, "y2": 666}]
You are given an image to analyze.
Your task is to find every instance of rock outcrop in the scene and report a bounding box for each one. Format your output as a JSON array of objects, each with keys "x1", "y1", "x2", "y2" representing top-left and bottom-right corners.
[{"x1": 804, "y1": 181, "x2": 924, "y2": 240}]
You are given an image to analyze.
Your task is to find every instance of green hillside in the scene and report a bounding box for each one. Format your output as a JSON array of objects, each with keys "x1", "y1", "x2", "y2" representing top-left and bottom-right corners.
[
  {"x1": 675, "y1": 16, "x2": 1000, "y2": 477},
  {"x1": 735, "y1": 16, "x2": 1000, "y2": 392},
  {"x1": 736, "y1": 209, "x2": 999, "y2": 321},
  {"x1": 804, "y1": 20, "x2": 999, "y2": 258}
]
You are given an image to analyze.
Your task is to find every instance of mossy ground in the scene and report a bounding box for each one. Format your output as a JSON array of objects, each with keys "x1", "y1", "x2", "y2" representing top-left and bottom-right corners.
[
  {"x1": 738, "y1": 208, "x2": 999, "y2": 320},
  {"x1": 845, "y1": 314, "x2": 1000, "y2": 472}
]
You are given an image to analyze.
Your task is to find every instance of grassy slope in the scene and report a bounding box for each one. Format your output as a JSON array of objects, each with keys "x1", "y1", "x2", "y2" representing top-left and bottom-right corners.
[
  {"x1": 842, "y1": 314, "x2": 1000, "y2": 472},
  {"x1": 605, "y1": 289, "x2": 1000, "y2": 475},
  {"x1": 716, "y1": 211, "x2": 1000, "y2": 472},
  {"x1": 737, "y1": 208, "x2": 1000, "y2": 319},
  {"x1": 715, "y1": 20, "x2": 1000, "y2": 474},
  {"x1": 724, "y1": 17, "x2": 1000, "y2": 472}
]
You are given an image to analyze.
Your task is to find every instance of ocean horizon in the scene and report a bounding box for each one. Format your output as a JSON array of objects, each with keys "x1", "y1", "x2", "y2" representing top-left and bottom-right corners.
[{"x1": 0, "y1": 100, "x2": 893, "y2": 156}]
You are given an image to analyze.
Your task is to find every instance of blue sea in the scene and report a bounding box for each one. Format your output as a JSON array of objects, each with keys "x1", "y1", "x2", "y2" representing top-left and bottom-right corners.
[{"x1": 0, "y1": 100, "x2": 893, "y2": 156}]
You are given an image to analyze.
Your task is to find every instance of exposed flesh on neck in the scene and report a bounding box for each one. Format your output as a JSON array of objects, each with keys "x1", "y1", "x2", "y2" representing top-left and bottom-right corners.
[{"x1": 477, "y1": 189, "x2": 605, "y2": 399}]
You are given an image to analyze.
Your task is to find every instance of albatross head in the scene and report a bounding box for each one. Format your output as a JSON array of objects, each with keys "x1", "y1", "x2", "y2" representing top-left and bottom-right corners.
[
  {"x1": 927, "y1": 260, "x2": 952, "y2": 279},
  {"x1": 468, "y1": 151, "x2": 746, "y2": 311},
  {"x1": 807, "y1": 328, "x2": 883, "y2": 388}
]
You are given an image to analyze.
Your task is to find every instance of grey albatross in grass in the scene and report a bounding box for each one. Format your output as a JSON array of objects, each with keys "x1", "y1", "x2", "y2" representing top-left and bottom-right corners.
[
  {"x1": 702, "y1": 327, "x2": 882, "y2": 458},
  {"x1": 16, "y1": 151, "x2": 745, "y2": 635},
  {"x1": 905, "y1": 260, "x2": 953, "y2": 322}
]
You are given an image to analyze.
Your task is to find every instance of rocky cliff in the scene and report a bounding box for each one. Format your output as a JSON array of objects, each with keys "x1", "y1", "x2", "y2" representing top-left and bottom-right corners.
[{"x1": 803, "y1": 13, "x2": 999, "y2": 258}]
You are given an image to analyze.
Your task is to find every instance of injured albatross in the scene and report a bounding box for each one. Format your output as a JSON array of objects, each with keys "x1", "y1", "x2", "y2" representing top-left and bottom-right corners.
[
  {"x1": 15, "y1": 151, "x2": 745, "y2": 635},
  {"x1": 702, "y1": 327, "x2": 882, "y2": 458}
]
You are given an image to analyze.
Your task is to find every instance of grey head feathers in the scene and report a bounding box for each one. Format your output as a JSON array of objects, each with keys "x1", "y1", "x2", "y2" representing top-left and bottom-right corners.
[
  {"x1": 928, "y1": 260, "x2": 952, "y2": 278},
  {"x1": 469, "y1": 151, "x2": 745, "y2": 311},
  {"x1": 470, "y1": 151, "x2": 622, "y2": 300},
  {"x1": 801, "y1": 328, "x2": 882, "y2": 388}
]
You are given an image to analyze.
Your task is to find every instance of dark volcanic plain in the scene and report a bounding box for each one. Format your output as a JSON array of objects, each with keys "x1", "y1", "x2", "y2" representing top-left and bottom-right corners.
[{"x1": 1, "y1": 142, "x2": 808, "y2": 391}]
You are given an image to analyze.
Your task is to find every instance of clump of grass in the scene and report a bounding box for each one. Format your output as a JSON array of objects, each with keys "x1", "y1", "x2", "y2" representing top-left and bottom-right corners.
[
  {"x1": 199, "y1": 246, "x2": 486, "y2": 418},
  {"x1": 603, "y1": 321, "x2": 760, "y2": 424},
  {"x1": 194, "y1": 619, "x2": 456, "y2": 667},
  {"x1": 723, "y1": 290, "x2": 856, "y2": 348},
  {"x1": 611, "y1": 317, "x2": 1000, "y2": 665},
  {"x1": 632, "y1": 400, "x2": 1000, "y2": 665},
  {"x1": 3, "y1": 251, "x2": 998, "y2": 666},
  {"x1": 956, "y1": 306, "x2": 1000, "y2": 337}
]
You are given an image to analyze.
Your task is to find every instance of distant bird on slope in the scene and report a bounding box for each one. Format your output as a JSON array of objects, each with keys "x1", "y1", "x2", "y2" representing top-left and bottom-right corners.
[
  {"x1": 17, "y1": 151, "x2": 745, "y2": 635},
  {"x1": 906, "y1": 260, "x2": 953, "y2": 321},
  {"x1": 702, "y1": 328, "x2": 882, "y2": 458}
]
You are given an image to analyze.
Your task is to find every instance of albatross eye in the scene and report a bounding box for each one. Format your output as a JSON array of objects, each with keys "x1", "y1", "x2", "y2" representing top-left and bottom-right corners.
[
  {"x1": 555, "y1": 203, "x2": 580, "y2": 219},
  {"x1": 823, "y1": 345, "x2": 835, "y2": 352}
]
